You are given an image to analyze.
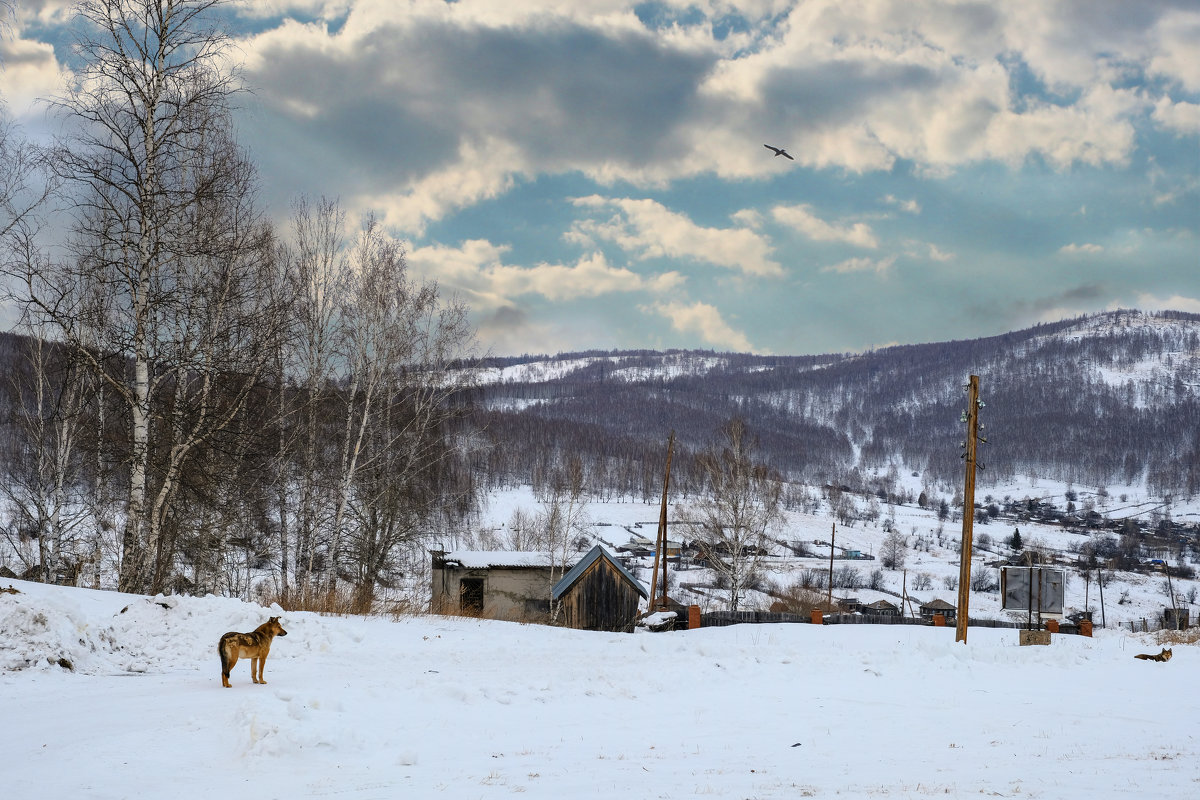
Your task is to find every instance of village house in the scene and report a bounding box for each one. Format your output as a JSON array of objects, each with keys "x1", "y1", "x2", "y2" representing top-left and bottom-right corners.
[
  {"x1": 836, "y1": 597, "x2": 863, "y2": 613},
  {"x1": 862, "y1": 599, "x2": 900, "y2": 617},
  {"x1": 918, "y1": 598, "x2": 957, "y2": 623}
]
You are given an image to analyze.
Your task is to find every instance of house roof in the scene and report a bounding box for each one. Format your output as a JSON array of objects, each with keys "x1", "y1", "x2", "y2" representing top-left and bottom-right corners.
[
  {"x1": 864, "y1": 599, "x2": 899, "y2": 610},
  {"x1": 920, "y1": 598, "x2": 957, "y2": 610},
  {"x1": 437, "y1": 551, "x2": 577, "y2": 569},
  {"x1": 552, "y1": 545, "x2": 648, "y2": 601}
]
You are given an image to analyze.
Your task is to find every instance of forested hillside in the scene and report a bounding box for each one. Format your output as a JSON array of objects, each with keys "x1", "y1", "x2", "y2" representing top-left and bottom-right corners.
[
  {"x1": 2, "y1": 309, "x2": 1197, "y2": 600},
  {"x1": 469, "y1": 309, "x2": 1200, "y2": 502}
]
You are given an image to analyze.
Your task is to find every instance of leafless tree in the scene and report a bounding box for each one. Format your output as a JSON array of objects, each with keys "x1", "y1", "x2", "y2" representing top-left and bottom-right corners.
[
  {"x1": 0, "y1": 286, "x2": 92, "y2": 583},
  {"x1": 0, "y1": 116, "x2": 55, "y2": 244},
  {"x1": 536, "y1": 454, "x2": 588, "y2": 621},
  {"x1": 881, "y1": 529, "x2": 907, "y2": 570},
  {"x1": 21, "y1": 0, "x2": 293, "y2": 593},
  {"x1": 685, "y1": 418, "x2": 783, "y2": 611},
  {"x1": 282, "y1": 195, "x2": 349, "y2": 603},
  {"x1": 331, "y1": 216, "x2": 478, "y2": 612}
]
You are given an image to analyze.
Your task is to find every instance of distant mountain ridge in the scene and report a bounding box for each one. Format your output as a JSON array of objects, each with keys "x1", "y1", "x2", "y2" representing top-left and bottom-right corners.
[{"x1": 469, "y1": 310, "x2": 1200, "y2": 502}]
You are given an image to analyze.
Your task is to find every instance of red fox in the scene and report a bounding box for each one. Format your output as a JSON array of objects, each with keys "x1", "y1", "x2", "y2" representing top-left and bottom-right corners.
[{"x1": 1133, "y1": 647, "x2": 1172, "y2": 662}]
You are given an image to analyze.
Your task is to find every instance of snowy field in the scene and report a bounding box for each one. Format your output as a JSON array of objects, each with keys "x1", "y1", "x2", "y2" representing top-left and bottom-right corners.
[{"x1": 2, "y1": 578, "x2": 1197, "y2": 799}]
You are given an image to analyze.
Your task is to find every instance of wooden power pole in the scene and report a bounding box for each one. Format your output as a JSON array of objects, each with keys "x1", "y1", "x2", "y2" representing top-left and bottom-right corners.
[
  {"x1": 827, "y1": 522, "x2": 836, "y2": 610},
  {"x1": 955, "y1": 375, "x2": 981, "y2": 643},
  {"x1": 648, "y1": 431, "x2": 675, "y2": 613}
]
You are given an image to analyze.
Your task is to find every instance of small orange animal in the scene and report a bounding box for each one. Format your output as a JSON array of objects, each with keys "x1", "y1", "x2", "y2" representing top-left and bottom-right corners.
[{"x1": 218, "y1": 616, "x2": 288, "y2": 687}]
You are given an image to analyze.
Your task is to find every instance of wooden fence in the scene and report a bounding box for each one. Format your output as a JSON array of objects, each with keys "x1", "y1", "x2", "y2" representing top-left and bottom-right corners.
[{"x1": 698, "y1": 610, "x2": 1090, "y2": 633}]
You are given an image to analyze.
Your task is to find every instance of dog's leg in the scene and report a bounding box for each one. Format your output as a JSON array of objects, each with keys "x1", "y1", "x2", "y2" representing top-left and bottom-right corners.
[
  {"x1": 251, "y1": 657, "x2": 261, "y2": 683},
  {"x1": 258, "y1": 656, "x2": 267, "y2": 684},
  {"x1": 223, "y1": 651, "x2": 238, "y2": 687}
]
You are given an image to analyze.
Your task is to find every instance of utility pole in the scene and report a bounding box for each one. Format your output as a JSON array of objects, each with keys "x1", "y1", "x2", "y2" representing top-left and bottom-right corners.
[
  {"x1": 827, "y1": 522, "x2": 836, "y2": 610},
  {"x1": 1164, "y1": 562, "x2": 1178, "y2": 629},
  {"x1": 955, "y1": 375, "x2": 982, "y2": 643},
  {"x1": 648, "y1": 431, "x2": 675, "y2": 613}
]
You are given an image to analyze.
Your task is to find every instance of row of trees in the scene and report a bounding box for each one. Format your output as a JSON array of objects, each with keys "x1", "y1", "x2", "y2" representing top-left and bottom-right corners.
[{"x1": 0, "y1": 0, "x2": 477, "y2": 609}]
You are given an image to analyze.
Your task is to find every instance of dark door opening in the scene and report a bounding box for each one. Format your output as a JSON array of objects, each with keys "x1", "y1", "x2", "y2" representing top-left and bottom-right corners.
[{"x1": 460, "y1": 578, "x2": 484, "y2": 616}]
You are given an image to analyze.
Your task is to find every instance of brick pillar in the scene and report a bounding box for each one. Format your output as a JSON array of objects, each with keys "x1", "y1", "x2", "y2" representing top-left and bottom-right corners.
[
  {"x1": 688, "y1": 605, "x2": 701, "y2": 630},
  {"x1": 811, "y1": 608, "x2": 824, "y2": 625}
]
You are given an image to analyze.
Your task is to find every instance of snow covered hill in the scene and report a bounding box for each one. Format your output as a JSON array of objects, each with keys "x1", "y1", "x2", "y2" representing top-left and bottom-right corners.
[
  {"x1": 470, "y1": 309, "x2": 1200, "y2": 498},
  {"x1": 2, "y1": 578, "x2": 1196, "y2": 799}
]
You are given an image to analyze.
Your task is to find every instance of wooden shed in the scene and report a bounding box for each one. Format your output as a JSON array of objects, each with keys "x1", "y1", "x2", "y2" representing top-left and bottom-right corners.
[
  {"x1": 431, "y1": 550, "x2": 569, "y2": 622},
  {"x1": 552, "y1": 545, "x2": 648, "y2": 632}
]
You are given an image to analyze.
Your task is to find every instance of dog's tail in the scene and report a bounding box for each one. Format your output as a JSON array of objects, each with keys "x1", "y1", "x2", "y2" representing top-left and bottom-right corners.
[{"x1": 218, "y1": 635, "x2": 231, "y2": 681}]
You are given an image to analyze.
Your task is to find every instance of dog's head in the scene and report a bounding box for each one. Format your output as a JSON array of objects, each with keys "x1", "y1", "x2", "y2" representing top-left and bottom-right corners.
[
  {"x1": 267, "y1": 616, "x2": 288, "y2": 637},
  {"x1": 1162, "y1": 647, "x2": 1172, "y2": 661}
]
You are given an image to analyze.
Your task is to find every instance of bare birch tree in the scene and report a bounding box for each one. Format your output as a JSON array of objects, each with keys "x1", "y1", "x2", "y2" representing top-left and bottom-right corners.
[
  {"x1": 536, "y1": 454, "x2": 588, "y2": 621},
  {"x1": 685, "y1": 418, "x2": 783, "y2": 611},
  {"x1": 282, "y1": 195, "x2": 348, "y2": 604},
  {"x1": 0, "y1": 266, "x2": 91, "y2": 583},
  {"x1": 21, "y1": 0, "x2": 292, "y2": 593},
  {"x1": 332, "y1": 216, "x2": 478, "y2": 612}
]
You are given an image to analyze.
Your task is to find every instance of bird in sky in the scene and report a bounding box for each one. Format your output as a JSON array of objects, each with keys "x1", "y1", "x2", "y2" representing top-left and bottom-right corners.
[{"x1": 764, "y1": 144, "x2": 794, "y2": 160}]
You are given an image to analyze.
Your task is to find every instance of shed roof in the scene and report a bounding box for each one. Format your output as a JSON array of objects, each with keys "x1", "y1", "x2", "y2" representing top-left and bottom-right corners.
[
  {"x1": 552, "y1": 545, "x2": 648, "y2": 601},
  {"x1": 437, "y1": 550, "x2": 578, "y2": 569}
]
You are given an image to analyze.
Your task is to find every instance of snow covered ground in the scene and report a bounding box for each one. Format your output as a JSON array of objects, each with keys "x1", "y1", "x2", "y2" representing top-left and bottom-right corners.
[{"x1": 3, "y1": 577, "x2": 1197, "y2": 799}]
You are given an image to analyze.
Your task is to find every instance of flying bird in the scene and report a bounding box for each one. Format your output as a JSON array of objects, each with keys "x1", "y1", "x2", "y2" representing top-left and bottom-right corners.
[{"x1": 764, "y1": 144, "x2": 794, "y2": 160}]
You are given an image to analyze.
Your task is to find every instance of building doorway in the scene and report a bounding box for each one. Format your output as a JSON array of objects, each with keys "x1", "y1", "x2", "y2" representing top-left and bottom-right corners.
[{"x1": 460, "y1": 578, "x2": 484, "y2": 616}]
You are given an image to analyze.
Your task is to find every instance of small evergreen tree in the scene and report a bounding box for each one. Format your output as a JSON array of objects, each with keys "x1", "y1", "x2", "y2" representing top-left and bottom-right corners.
[{"x1": 1008, "y1": 528, "x2": 1023, "y2": 551}]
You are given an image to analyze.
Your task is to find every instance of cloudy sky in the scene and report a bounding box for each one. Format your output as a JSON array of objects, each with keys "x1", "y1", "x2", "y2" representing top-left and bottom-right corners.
[{"x1": 4, "y1": 0, "x2": 1199, "y2": 356}]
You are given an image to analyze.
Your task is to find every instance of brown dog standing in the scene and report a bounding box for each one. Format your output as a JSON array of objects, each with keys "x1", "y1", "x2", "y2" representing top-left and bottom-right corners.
[{"x1": 218, "y1": 616, "x2": 288, "y2": 687}]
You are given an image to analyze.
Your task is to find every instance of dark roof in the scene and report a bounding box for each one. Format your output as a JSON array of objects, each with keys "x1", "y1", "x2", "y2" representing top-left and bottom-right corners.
[
  {"x1": 864, "y1": 599, "x2": 899, "y2": 610},
  {"x1": 920, "y1": 598, "x2": 956, "y2": 610},
  {"x1": 552, "y1": 545, "x2": 648, "y2": 601}
]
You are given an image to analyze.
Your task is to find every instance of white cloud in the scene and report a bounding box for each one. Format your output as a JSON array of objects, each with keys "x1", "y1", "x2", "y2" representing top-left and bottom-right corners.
[
  {"x1": 1059, "y1": 243, "x2": 1104, "y2": 255},
  {"x1": 1152, "y1": 97, "x2": 1200, "y2": 136},
  {"x1": 822, "y1": 255, "x2": 897, "y2": 275},
  {"x1": 0, "y1": 32, "x2": 66, "y2": 121},
  {"x1": 927, "y1": 244, "x2": 955, "y2": 262},
  {"x1": 883, "y1": 195, "x2": 922, "y2": 214},
  {"x1": 643, "y1": 300, "x2": 755, "y2": 353},
  {"x1": 1132, "y1": 293, "x2": 1200, "y2": 315},
  {"x1": 407, "y1": 240, "x2": 683, "y2": 309},
  {"x1": 772, "y1": 204, "x2": 878, "y2": 248},
  {"x1": 570, "y1": 196, "x2": 782, "y2": 277},
  {"x1": 358, "y1": 138, "x2": 529, "y2": 236},
  {"x1": 1149, "y1": 9, "x2": 1200, "y2": 92},
  {"x1": 212, "y1": 0, "x2": 1198, "y2": 236}
]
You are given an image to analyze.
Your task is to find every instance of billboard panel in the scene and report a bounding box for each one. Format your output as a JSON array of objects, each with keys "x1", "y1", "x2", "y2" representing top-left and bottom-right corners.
[{"x1": 1000, "y1": 567, "x2": 1065, "y2": 616}]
